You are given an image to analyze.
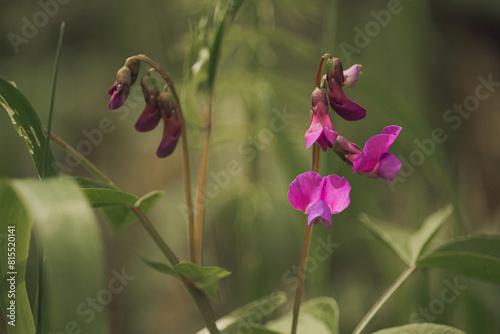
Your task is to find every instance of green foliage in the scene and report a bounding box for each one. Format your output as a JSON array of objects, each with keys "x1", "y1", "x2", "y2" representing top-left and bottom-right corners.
[
  {"x1": 418, "y1": 236, "x2": 500, "y2": 284},
  {"x1": 360, "y1": 205, "x2": 453, "y2": 265},
  {"x1": 76, "y1": 177, "x2": 164, "y2": 235},
  {"x1": 0, "y1": 178, "x2": 107, "y2": 333},
  {"x1": 0, "y1": 76, "x2": 59, "y2": 178},
  {"x1": 140, "y1": 257, "x2": 180, "y2": 279},
  {"x1": 265, "y1": 297, "x2": 340, "y2": 334},
  {"x1": 371, "y1": 323, "x2": 466, "y2": 334},
  {"x1": 175, "y1": 261, "x2": 231, "y2": 301}
]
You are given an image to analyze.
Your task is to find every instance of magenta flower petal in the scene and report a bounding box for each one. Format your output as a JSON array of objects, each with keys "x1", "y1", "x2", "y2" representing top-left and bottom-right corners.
[
  {"x1": 108, "y1": 82, "x2": 129, "y2": 110},
  {"x1": 156, "y1": 116, "x2": 182, "y2": 158},
  {"x1": 287, "y1": 171, "x2": 323, "y2": 213},
  {"x1": 322, "y1": 175, "x2": 351, "y2": 214},
  {"x1": 377, "y1": 153, "x2": 401, "y2": 181},
  {"x1": 328, "y1": 85, "x2": 366, "y2": 121},
  {"x1": 135, "y1": 100, "x2": 161, "y2": 132},
  {"x1": 306, "y1": 199, "x2": 332, "y2": 227},
  {"x1": 305, "y1": 88, "x2": 337, "y2": 151}
]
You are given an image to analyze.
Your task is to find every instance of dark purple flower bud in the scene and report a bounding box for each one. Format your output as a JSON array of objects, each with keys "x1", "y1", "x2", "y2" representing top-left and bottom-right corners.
[
  {"x1": 108, "y1": 60, "x2": 140, "y2": 110},
  {"x1": 135, "y1": 75, "x2": 161, "y2": 132},
  {"x1": 325, "y1": 57, "x2": 366, "y2": 121},
  {"x1": 157, "y1": 113, "x2": 181, "y2": 158},
  {"x1": 333, "y1": 135, "x2": 362, "y2": 167}
]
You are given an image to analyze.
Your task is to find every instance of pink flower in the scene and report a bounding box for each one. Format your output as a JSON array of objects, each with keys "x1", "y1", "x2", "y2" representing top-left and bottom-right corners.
[
  {"x1": 288, "y1": 171, "x2": 351, "y2": 228},
  {"x1": 325, "y1": 57, "x2": 366, "y2": 121},
  {"x1": 305, "y1": 88, "x2": 338, "y2": 151},
  {"x1": 334, "y1": 126, "x2": 402, "y2": 181}
]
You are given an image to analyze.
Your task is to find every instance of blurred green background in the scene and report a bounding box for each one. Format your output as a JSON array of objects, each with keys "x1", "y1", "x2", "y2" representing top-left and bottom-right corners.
[{"x1": 1, "y1": 0, "x2": 500, "y2": 333}]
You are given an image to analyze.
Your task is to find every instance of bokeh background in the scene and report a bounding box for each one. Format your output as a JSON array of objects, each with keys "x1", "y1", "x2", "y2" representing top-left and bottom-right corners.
[{"x1": 1, "y1": 0, "x2": 500, "y2": 333}]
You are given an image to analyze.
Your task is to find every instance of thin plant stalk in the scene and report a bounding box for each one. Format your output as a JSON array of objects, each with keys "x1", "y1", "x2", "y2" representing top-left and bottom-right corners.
[
  {"x1": 42, "y1": 22, "x2": 65, "y2": 178},
  {"x1": 193, "y1": 94, "x2": 214, "y2": 265},
  {"x1": 291, "y1": 143, "x2": 322, "y2": 334},
  {"x1": 49, "y1": 131, "x2": 220, "y2": 334},
  {"x1": 125, "y1": 54, "x2": 196, "y2": 262},
  {"x1": 352, "y1": 265, "x2": 417, "y2": 334}
]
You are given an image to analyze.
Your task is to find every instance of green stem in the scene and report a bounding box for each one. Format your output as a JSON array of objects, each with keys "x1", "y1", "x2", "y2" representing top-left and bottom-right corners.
[
  {"x1": 352, "y1": 265, "x2": 417, "y2": 334},
  {"x1": 315, "y1": 54, "x2": 331, "y2": 89},
  {"x1": 49, "y1": 131, "x2": 220, "y2": 334},
  {"x1": 125, "y1": 54, "x2": 196, "y2": 263},
  {"x1": 291, "y1": 143, "x2": 322, "y2": 334},
  {"x1": 42, "y1": 22, "x2": 65, "y2": 178},
  {"x1": 194, "y1": 94, "x2": 213, "y2": 265},
  {"x1": 47, "y1": 131, "x2": 115, "y2": 186}
]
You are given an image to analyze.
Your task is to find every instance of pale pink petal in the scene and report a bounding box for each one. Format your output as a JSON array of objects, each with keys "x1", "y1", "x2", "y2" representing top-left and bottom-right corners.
[{"x1": 287, "y1": 171, "x2": 323, "y2": 213}]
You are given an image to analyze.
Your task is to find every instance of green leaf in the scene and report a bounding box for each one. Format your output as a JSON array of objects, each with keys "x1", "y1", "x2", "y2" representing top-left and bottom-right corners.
[
  {"x1": 206, "y1": 291, "x2": 286, "y2": 334},
  {"x1": 81, "y1": 188, "x2": 138, "y2": 207},
  {"x1": 0, "y1": 178, "x2": 107, "y2": 333},
  {"x1": 408, "y1": 205, "x2": 453, "y2": 263},
  {"x1": 175, "y1": 261, "x2": 230, "y2": 301},
  {"x1": 0, "y1": 76, "x2": 59, "y2": 178},
  {"x1": 372, "y1": 323, "x2": 466, "y2": 334},
  {"x1": 0, "y1": 182, "x2": 36, "y2": 334},
  {"x1": 359, "y1": 206, "x2": 453, "y2": 266},
  {"x1": 140, "y1": 257, "x2": 179, "y2": 279},
  {"x1": 359, "y1": 213, "x2": 412, "y2": 265},
  {"x1": 103, "y1": 190, "x2": 165, "y2": 235},
  {"x1": 265, "y1": 297, "x2": 340, "y2": 334},
  {"x1": 418, "y1": 235, "x2": 500, "y2": 284},
  {"x1": 74, "y1": 177, "x2": 164, "y2": 235}
]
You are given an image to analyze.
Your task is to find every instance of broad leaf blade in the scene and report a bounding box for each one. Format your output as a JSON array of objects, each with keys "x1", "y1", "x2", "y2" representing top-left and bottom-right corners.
[
  {"x1": 359, "y1": 213, "x2": 412, "y2": 266},
  {"x1": 0, "y1": 178, "x2": 107, "y2": 333},
  {"x1": 265, "y1": 297, "x2": 340, "y2": 334},
  {"x1": 418, "y1": 236, "x2": 500, "y2": 284},
  {"x1": 175, "y1": 261, "x2": 230, "y2": 301},
  {"x1": 0, "y1": 181, "x2": 36, "y2": 334},
  {"x1": 81, "y1": 188, "x2": 138, "y2": 207},
  {"x1": 0, "y1": 76, "x2": 59, "y2": 178},
  {"x1": 196, "y1": 291, "x2": 286, "y2": 334},
  {"x1": 372, "y1": 323, "x2": 466, "y2": 334},
  {"x1": 408, "y1": 205, "x2": 453, "y2": 263}
]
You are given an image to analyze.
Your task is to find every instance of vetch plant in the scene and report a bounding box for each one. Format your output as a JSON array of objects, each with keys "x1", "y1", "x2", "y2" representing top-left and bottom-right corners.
[{"x1": 1, "y1": 3, "x2": 500, "y2": 334}]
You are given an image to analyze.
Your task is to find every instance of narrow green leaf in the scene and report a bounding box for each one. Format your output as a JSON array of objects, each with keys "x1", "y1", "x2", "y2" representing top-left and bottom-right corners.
[
  {"x1": 0, "y1": 76, "x2": 59, "y2": 178},
  {"x1": 418, "y1": 236, "x2": 500, "y2": 284},
  {"x1": 175, "y1": 261, "x2": 230, "y2": 301},
  {"x1": 81, "y1": 188, "x2": 138, "y2": 207},
  {"x1": 265, "y1": 297, "x2": 340, "y2": 334},
  {"x1": 140, "y1": 257, "x2": 180, "y2": 279},
  {"x1": 0, "y1": 182, "x2": 36, "y2": 334},
  {"x1": 73, "y1": 176, "x2": 117, "y2": 190},
  {"x1": 360, "y1": 206, "x2": 453, "y2": 266},
  {"x1": 372, "y1": 323, "x2": 466, "y2": 334},
  {"x1": 359, "y1": 213, "x2": 412, "y2": 266},
  {"x1": 408, "y1": 205, "x2": 453, "y2": 263},
  {"x1": 195, "y1": 291, "x2": 287, "y2": 334},
  {"x1": 0, "y1": 178, "x2": 107, "y2": 333}
]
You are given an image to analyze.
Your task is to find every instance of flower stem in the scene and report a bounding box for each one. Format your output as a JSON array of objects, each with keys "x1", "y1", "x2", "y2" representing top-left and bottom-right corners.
[
  {"x1": 315, "y1": 54, "x2": 332, "y2": 88},
  {"x1": 49, "y1": 130, "x2": 220, "y2": 333},
  {"x1": 194, "y1": 93, "x2": 214, "y2": 265},
  {"x1": 352, "y1": 265, "x2": 417, "y2": 334},
  {"x1": 125, "y1": 54, "x2": 196, "y2": 263},
  {"x1": 291, "y1": 143, "x2": 322, "y2": 334}
]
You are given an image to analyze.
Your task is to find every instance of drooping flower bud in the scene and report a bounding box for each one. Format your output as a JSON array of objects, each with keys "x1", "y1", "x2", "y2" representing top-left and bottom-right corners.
[
  {"x1": 305, "y1": 88, "x2": 337, "y2": 151},
  {"x1": 135, "y1": 75, "x2": 161, "y2": 132},
  {"x1": 108, "y1": 59, "x2": 140, "y2": 110},
  {"x1": 156, "y1": 92, "x2": 181, "y2": 158},
  {"x1": 343, "y1": 64, "x2": 361, "y2": 88},
  {"x1": 325, "y1": 57, "x2": 366, "y2": 121},
  {"x1": 333, "y1": 135, "x2": 362, "y2": 167}
]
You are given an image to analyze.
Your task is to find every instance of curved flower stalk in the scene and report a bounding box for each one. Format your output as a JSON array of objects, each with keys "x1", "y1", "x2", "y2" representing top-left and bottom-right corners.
[
  {"x1": 334, "y1": 125, "x2": 402, "y2": 181},
  {"x1": 325, "y1": 56, "x2": 366, "y2": 121},
  {"x1": 288, "y1": 171, "x2": 351, "y2": 228}
]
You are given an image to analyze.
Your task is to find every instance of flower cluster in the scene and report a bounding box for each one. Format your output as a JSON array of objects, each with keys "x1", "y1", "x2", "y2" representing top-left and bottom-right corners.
[
  {"x1": 108, "y1": 60, "x2": 181, "y2": 158},
  {"x1": 289, "y1": 55, "x2": 402, "y2": 227}
]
